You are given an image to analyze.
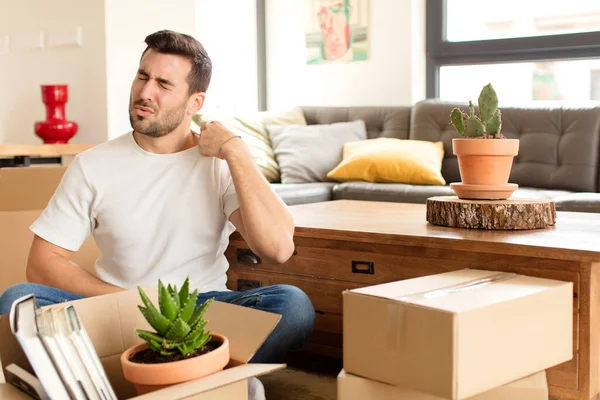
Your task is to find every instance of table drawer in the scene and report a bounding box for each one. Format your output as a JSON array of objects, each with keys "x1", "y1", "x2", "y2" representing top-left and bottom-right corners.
[
  {"x1": 227, "y1": 244, "x2": 451, "y2": 285},
  {"x1": 226, "y1": 245, "x2": 580, "y2": 311},
  {"x1": 226, "y1": 268, "x2": 362, "y2": 315}
]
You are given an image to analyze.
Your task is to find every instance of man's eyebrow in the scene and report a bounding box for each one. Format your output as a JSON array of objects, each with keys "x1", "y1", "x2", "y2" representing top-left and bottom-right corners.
[{"x1": 137, "y1": 69, "x2": 175, "y2": 86}]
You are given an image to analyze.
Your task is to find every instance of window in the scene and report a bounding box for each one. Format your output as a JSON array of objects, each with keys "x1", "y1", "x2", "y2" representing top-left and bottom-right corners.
[
  {"x1": 196, "y1": 0, "x2": 263, "y2": 113},
  {"x1": 427, "y1": 0, "x2": 600, "y2": 104},
  {"x1": 446, "y1": 0, "x2": 600, "y2": 42}
]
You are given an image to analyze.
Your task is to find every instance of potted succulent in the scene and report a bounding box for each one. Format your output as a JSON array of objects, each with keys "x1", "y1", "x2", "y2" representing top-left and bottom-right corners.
[
  {"x1": 449, "y1": 83, "x2": 519, "y2": 199},
  {"x1": 120, "y1": 277, "x2": 230, "y2": 395}
]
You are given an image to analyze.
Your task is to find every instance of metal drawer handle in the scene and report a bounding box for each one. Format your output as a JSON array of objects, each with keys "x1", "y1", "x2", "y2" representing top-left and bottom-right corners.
[{"x1": 352, "y1": 260, "x2": 374, "y2": 274}]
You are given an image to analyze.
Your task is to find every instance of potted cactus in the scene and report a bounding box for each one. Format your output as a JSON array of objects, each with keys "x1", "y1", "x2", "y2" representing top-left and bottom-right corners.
[
  {"x1": 120, "y1": 277, "x2": 230, "y2": 395},
  {"x1": 449, "y1": 83, "x2": 520, "y2": 199}
]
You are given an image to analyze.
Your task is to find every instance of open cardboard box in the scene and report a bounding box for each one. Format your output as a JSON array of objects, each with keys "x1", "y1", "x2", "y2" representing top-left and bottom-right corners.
[
  {"x1": 0, "y1": 167, "x2": 285, "y2": 398},
  {"x1": 0, "y1": 287, "x2": 285, "y2": 399},
  {"x1": 337, "y1": 369, "x2": 548, "y2": 400},
  {"x1": 343, "y1": 269, "x2": 573, "y2": 399}
]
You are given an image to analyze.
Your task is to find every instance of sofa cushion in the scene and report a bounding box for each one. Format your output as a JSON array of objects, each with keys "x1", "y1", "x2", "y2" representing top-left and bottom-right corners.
[
  {"x1": 192, "y1": 108, "x2": 307, "y2": 183},
  {"x1": 332, "y1": 182, "x2": 455, "y2": 204},
  {"x1": 410, "y1": 100, "x2": 600, "y2": 192},
  {"x1": 267, "y1": 120, "x2": 367, "y2": 184},
  {"x1": 271, "y1": 183, "x2": 336, "y2": 206},
  {"x1": 332, "y1": 182, "x2": 573, "y2": 205},
  {"x1": 554, "y1": 193, "x2": 600, "y2": 213},
  {"x1": 301, "y1": 106, "x2": 412, "y2": 140},
  {"x1": 327, "y1": 138, "x2": 446, "y2": 185}
]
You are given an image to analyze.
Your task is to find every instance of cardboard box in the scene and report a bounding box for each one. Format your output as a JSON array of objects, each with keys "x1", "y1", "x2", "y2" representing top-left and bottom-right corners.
[
  {"x1": 0, "y1": 166, "x2": 99, "y2": 294},
  {"x1": 343, "y1": 269, "x2": 573, "y2": 399},
  {"x1": 0, "y1": 287, "x2": 285, "y2": 399},
  {"x1": 0, "y1": 166, "x2": 67, "y2": 211},
  {"x1": 337, "y1": 369, "x2": 548, "y2": 400}
]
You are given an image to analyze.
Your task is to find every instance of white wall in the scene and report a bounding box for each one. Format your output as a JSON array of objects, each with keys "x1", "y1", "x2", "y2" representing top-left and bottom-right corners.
[
  {"x1": 265, "y1": 0, "x2": 426, "y2": 110},
  {"x1": 104, "y1": 0, "x2": 197, "y2": 139},
  {"x1": 0, "y1": 0, "x2": 108, "y2": 145}
]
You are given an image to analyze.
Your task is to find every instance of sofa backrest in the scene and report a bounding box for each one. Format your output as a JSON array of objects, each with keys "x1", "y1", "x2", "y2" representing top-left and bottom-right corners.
[
  {"x1": 302, "y1": 106, "x2": 412, "y2": 140},
  {"x1": 410, "y1": 100, "x2": 600, "y2": 192}
]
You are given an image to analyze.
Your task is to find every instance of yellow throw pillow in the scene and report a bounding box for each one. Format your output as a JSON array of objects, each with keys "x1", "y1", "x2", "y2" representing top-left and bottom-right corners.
[
  {"x1": 191, "y1": 108, "x2": 307, "y2": 182},
  {"x1": 327, "y1": 138, "x2": 446, "y2": 185}
]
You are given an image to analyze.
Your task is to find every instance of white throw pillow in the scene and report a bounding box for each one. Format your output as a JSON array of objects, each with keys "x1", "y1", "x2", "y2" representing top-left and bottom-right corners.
[{"x1": 266, "y1": 120, "x2": 367, "y2": 184}]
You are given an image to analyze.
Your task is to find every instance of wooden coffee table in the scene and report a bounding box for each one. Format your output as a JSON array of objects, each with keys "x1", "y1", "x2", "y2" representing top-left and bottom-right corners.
[{"x1": 225, "y1": 199, "x2": 600, "y2": 400}]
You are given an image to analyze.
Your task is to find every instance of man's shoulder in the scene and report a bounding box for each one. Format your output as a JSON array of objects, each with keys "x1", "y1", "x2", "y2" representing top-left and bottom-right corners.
[{"x1": 76, "y1": 132, "x2": 134, "y2": 165}]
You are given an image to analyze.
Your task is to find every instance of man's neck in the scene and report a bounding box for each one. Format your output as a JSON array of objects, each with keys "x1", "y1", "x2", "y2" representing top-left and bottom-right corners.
[{"x1": 133, "y1": 125, "x2": 196, "y2": 154}]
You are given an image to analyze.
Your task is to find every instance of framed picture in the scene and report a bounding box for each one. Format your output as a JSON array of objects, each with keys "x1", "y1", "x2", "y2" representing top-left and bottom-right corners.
[{"x1": 305, "y1": 0, "x2": 369, "y2": 64}]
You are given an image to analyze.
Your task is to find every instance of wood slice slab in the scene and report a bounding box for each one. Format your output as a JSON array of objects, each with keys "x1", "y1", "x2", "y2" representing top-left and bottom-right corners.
[{"x1": 426, "y1": 196, "x2": 556, "y2": 230}]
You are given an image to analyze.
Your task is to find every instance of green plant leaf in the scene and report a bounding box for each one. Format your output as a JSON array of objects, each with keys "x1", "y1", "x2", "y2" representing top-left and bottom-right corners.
[
  {"x1": 464, "y1": 116, "x2": 486, "y2": 137},
  {"x1": 469, "y1": 100, "x2": 475, "y2": 118},
  {"x1": 159, "y1": 281, "x2": 178, "y2": 322},
  {"x1": 478, "y1": 83, "x2": 498, "y2": 124},
  {"x1": 138, "y1": 305, "x2": 173, "y2": 336},
  {"x1": 450, "y1": 107, "x2": 466, "y2": 136},
  {"x1": 188, "y1": 298, "x2": 213, "y2": 328},
  {"x1": 180, "y1": 289, "x2": 199, "y2": 323},
  {"x1": 136, "y1": 329, "x2": 164, "y2": 344},
  {"x1": 165, "y1": 317, "x2": 191, "y2": 341},
  {"x1": 179, "y1": 277, "x2": 190, "y2": 306},
  {"x1": 190, "y1": 331, "x2": 211, "y2": 352},
  {"x1": 146, "y1": 339, "x2": 165, "y2": 354},
  {"x1": 184, "y1": 320, "x2": 207, "y2": 343},
  {"x1": 485, "y1": 109, "x2": 502, "y2": 136}
]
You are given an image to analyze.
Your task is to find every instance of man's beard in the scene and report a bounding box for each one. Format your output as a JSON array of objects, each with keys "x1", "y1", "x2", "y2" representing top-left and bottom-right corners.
[{"x1": 129, "y1": 99, "x2": 187, "y2": 138}]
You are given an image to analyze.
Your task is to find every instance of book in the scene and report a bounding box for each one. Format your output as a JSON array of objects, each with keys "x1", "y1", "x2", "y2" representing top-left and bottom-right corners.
[
  {"x1": 9, "y1": 294, "x2": 72, "y2": 399},
  {"x1": 8, "y1": 294, "x2": 118, "y2": 400},
  {"x1": 3, "y1": 363, "x2": 48, "y2": 400}
]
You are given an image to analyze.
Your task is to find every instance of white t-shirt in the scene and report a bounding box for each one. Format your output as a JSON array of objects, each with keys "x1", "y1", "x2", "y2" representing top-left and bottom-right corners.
[{"x1": 30, "y1": 132, "x2": 240, "y2": 293}]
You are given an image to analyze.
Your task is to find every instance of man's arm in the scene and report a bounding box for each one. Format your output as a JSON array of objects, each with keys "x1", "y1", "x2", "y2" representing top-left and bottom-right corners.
[
  {"x1": 224, "y1": 140, "x2": 295, "y2": 264},
  {"x1": 26, "y1": 235, "x2": 124, "y2": 297},
  {"x1": 196, "y1": 121, "x2": 295, "y2": 264}
]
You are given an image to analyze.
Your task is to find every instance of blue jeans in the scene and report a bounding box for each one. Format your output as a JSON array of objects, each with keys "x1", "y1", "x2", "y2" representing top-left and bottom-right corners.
[{"x1": 0, "y1": 283, "x2": 315, "y2": 363}]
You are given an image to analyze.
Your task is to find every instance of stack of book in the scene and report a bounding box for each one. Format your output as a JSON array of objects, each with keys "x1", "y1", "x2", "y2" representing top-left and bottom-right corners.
[{"x1": 6, "y1": 293, "x2": 118, "y2": 400}]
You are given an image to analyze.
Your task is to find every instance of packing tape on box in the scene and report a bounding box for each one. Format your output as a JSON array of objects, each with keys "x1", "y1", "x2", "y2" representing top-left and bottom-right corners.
[
  {"x1": 386, "y1": 272, "x2": 517, "y2": 350},
  {"x1": 396, "y1": 272, "x2": 517, "y2": 302}
]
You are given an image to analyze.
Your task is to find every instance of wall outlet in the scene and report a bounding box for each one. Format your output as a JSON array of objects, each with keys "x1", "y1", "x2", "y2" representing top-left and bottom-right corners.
[{"x1": 47, "y1": 26, "x2": 83, "y2": 48}]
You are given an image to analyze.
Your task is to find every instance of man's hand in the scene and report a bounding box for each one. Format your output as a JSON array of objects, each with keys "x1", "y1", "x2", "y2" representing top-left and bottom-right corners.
[{"x1": 195, "y1": 121, "x2": 240, "y2": 159}]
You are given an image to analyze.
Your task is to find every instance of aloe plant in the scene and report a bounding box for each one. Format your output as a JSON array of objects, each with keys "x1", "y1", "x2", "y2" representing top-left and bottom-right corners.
[
  {"x1": 450, "y1": 83, "x2": 503, "y2": 138},
  {"x1": 136, "y1": 277, "x2": 213, "y2": 357}
]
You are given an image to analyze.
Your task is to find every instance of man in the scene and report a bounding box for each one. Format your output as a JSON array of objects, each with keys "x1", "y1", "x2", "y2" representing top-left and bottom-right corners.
[{"x1": 0, "y1": 30, "x2": 315, "y2": 394}]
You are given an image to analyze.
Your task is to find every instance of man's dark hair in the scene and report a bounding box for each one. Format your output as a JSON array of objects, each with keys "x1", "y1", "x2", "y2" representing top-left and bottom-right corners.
[{"x1": 141, "y1": 30, "x2": 212, "y2": 95}]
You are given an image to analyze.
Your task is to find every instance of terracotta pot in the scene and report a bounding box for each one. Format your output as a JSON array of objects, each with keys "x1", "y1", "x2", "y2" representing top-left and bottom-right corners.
[
  {"x1": 453, "y1": 138, "x2": 519, "y2": 185},
  {"x1": 120, "y1": 333, "x2": 230, "y2": 395}
]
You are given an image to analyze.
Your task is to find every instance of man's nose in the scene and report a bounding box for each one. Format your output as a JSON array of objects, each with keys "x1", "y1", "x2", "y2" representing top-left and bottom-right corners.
[{"x1": 138, "y1": 80, "x2": 156, "y2": 102}]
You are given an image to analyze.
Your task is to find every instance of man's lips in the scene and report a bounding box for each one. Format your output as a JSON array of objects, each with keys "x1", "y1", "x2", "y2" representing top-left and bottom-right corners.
[{"x1": 133, "y1": 105, "x2": 155, "y2": 117}]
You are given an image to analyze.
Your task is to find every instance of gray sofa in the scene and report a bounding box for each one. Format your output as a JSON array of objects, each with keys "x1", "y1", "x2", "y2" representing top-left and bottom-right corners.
[{"x1": 271, "y1": 100, "x2": 600, "y2": 213}]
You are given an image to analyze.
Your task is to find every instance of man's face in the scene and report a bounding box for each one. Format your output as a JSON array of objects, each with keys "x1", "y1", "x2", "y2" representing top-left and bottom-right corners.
[{"x1": 129, "y1": 49, "x2": 193, "y2": 137}]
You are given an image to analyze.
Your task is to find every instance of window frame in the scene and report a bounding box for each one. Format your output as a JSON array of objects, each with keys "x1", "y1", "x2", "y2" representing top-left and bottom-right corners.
[{"x1": 426, "y1": 0, "x2": 600, "y2": 98}]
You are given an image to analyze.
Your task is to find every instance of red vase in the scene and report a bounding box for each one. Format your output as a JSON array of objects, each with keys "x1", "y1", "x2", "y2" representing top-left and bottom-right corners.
[{"x1": 34, "y1": 85, "x2": 78, "y2": 144}]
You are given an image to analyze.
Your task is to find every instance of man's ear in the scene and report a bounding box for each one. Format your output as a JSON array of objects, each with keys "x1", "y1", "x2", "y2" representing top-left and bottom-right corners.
[{"x1": 188, "y1": 92, "x2": 205, "y2": 115}]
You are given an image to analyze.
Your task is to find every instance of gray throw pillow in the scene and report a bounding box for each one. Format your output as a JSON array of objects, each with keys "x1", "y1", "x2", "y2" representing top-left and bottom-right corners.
[{"x1": 266, "y1": 120, "x2": 367, "y2": 184}]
